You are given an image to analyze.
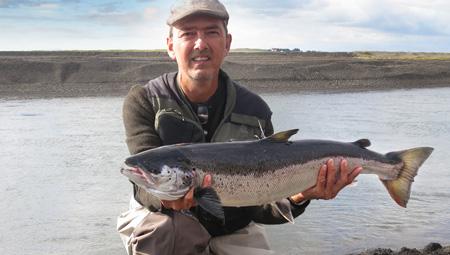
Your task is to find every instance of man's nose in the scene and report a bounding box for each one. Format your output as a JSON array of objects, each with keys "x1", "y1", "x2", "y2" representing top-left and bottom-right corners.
[{"x1": 194, "y1": 36, "x2": 208, "y2": 51}]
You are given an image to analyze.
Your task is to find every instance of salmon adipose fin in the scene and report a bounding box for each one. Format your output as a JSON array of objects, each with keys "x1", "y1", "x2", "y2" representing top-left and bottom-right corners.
[
  {"x1": 382, "y1": 147, "x2": 434, "y2": 207},
  {"x1": 352, "y1": 138, "x2": 371, "y2": 148},
  {"x1": 194, "y1": 187, "x2": 225, "y2": 221}
]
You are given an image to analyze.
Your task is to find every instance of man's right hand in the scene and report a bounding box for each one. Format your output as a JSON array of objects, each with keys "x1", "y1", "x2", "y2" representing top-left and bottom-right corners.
[
  {"x1": 291, "y1": 158, "x2": 362, "y2": 202},
  {"x1": 160, "y1": 174, "x2": 212, "y2": 210}
]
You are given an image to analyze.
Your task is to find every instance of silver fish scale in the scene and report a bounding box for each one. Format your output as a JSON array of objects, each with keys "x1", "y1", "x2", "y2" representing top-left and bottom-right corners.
[
  {"x1": 197, "y1": 160, "x2": 322, "y2": 206},
  {"x1": 123, "y1": 134, "x2": 430, "y2": 208},
  {"x1": 197, "y1": 156, "x2": 400, "y2": 206}
]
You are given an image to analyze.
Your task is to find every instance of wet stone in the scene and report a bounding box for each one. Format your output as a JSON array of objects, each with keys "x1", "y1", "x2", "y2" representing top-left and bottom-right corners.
[
  {"x1": 398, "y1": 247, "x2": 422, "y2": 255},
  {"x1": 357, "y1": 248, "x2": 394, "y2": 255},
  {"x1": 439, "y1": 246, "x2": 450, "y2": 255},
  {"x1": 423, "y1": 243, "x2": 443, "y2": 254},
  {"x1": 346, "y1": 243, "x2": 450, "y2": 255}
]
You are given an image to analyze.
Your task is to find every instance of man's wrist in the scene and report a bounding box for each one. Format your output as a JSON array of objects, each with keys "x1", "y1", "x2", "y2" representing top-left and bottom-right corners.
[
  {"x1": 289, "y1": 192, "x2": 309, "y2": 203},
  {"x1": 287, "y1": 196, "x2": 309, "y2": 206}
]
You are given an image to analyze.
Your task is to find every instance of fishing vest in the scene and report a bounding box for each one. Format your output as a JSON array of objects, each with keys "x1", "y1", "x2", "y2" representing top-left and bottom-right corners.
[
  {"x1": 134, "y1": 70, "x2": 273, "y2": 208},
  {"x1": 145, "y1": 70, "x2": 272, "y2": 145}
]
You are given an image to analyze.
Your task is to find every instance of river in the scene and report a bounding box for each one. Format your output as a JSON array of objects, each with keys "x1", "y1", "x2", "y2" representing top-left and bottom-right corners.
[{"x1": 1, "y1": 87, "x2": 449, "y2": 255}]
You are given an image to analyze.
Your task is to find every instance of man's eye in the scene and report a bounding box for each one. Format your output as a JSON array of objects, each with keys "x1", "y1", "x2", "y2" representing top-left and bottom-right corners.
[
  {"x1": 181, "y1": 32, "x2": 195, "y2": 37},
  {"x1": 207, "y1": 30, "x2": 220, "y2": 36}
]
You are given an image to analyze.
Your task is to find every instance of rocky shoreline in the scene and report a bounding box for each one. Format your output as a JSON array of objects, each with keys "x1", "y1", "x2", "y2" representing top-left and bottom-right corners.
[
  {"x1": 1, "y1": 51, "x2": 450, "y2": 98},
  {"x1": 349, "y1": 243, "x2": 450, "y2": 255}
]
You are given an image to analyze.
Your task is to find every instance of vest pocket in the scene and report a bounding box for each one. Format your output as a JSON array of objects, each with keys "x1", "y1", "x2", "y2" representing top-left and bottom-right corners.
[
  {"x1": 155, "y1": 109, "x2": 205, "y2": 145},
  {"x1": 212, "y1": 122, "x2": 261, "y2": 142}
]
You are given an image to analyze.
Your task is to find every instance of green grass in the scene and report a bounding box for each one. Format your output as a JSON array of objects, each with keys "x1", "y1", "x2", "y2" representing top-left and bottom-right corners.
[{"x1": 355, "y1": 51, "x2": 450, "y2": 60}]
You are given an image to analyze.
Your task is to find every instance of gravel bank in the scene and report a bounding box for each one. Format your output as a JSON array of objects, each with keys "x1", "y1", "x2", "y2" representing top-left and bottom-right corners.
[
  {"x1": 349, "y1": 243, "x2": 450, "y2": 255},
  {"x1": 1, "y1": 51, "x2": 450, "y2": 98}
]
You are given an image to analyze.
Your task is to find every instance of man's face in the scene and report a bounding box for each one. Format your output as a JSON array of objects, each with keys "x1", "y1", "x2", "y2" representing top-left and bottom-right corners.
[{"x1": 167, "y1": 15, "x2": 232, "y2": 83}]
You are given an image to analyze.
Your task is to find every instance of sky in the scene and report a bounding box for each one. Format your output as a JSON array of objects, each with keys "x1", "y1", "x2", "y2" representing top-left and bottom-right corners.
[{"x1": 1, "y1": 0, "x2": 450, "y2": 52}]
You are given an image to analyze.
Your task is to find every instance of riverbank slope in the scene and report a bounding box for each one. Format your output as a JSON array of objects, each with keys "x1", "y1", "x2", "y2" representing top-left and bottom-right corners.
[{"x1": 1, "y1": 51, "x2": 450, "y2": 98}]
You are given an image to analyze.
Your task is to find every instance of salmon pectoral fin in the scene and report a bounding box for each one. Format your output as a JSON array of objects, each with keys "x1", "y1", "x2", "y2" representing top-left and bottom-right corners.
[
  {"x1": 194, "y1": 187, "x2": 225, "y2": 221},
  {"x1": 272, "y1": 199, "x2": 295, "y2": 224},
  {"x1": 382, "y1": 147, "x2": 433, "y2": 207}
]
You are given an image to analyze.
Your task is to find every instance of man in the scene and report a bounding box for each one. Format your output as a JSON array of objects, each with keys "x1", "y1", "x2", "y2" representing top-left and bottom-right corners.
[{"x1": 117, "y1": 0, "x2": 362, "y2": 254}]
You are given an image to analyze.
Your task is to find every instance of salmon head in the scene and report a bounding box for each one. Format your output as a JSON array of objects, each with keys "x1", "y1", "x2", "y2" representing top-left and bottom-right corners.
[{"x1": 120, "y1": 146, "x2": 196, "y2": 201}]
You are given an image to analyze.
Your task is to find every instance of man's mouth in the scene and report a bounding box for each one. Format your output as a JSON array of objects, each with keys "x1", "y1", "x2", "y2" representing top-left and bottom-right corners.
[{"x1": 191, "y1": 56, "x2": 210, "y2": 62}]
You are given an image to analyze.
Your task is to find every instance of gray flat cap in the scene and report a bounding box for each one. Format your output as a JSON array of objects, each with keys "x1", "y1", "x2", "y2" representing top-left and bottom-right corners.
[{"x1": 167, "y1": 0, "x2": 229, "y2": 26}]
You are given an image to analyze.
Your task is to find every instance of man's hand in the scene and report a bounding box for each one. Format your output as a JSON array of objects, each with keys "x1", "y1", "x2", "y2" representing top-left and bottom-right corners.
[
  {"x1": 160, "y1": 174, "x2": 212, "y2": 210},
  {"x1": 289, "y1": 159, "x2": 362, "y2": 203}
]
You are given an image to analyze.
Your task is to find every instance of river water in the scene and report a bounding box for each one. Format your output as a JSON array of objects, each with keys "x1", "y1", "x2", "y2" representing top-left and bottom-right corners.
[{"x1": 1, "y1": 87, "x2": 449, "y2": 255}]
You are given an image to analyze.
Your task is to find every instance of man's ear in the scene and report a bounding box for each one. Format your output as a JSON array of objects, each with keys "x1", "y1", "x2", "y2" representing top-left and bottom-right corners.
[
  {"x1": 225, "y1": 33, "x2": 232, "y2": 55},
  {"x1": 166, "y1": 37, "x2": 176, "y2": 60}
]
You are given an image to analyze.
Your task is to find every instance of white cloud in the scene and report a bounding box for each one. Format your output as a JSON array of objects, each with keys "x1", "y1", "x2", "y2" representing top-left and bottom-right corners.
[
  {"x1": 35, "y1": 2, "x2": 59, "y2": 9},
  {"x1": 1, "y1": 0, "x2": 449, "y2": 51},
  {"x1": 224, "y1": 0, "x2": 450, "y2": 51}
]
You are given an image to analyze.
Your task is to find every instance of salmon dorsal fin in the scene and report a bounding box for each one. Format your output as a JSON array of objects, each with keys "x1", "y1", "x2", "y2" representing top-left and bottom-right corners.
[
  {"x1": 353, "y1": 139, "x2": 371, "y2": 148},
  {"x1": 265, "y1": 129, "x2": 299, "y2": 143}
]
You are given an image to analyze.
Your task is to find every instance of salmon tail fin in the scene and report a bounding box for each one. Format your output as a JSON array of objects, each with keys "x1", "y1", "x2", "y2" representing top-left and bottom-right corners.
[
  {"x1": 194, "y1": 187, "x2": 225, "y2": 222},
  {"x1": 382, "y1": 147, "x2": 433, "y2": 207}
]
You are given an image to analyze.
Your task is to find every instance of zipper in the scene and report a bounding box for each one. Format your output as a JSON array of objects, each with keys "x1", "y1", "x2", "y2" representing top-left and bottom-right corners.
[{"x1": 210, "y1": 81, "x2": 235, "y2": 142}]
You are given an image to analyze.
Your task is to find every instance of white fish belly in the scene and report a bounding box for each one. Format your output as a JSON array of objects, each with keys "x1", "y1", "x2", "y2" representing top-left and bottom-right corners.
[
  {"x1": 211, "y1": 159, "x2": 325, "y2": 206},
  {"x1": 208, "y1": 156, "x2": 399, "y2": 206}
]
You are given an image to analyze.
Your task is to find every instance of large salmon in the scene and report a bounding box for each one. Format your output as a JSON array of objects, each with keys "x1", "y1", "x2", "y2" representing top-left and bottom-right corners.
[{"x1": 121, "y1": 129, "x2": 433, "y2": 220}]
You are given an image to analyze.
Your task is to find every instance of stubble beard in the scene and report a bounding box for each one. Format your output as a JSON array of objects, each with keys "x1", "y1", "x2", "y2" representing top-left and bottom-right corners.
[
  {"x1": 188, "y1": 69, "x2": 215, "y2": 82},
  {"x1": 187, "y1": 49, "x2": 220, "y2": 82}
]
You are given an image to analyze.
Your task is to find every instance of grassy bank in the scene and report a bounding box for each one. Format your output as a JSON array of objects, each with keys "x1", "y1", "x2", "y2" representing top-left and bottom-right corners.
[{"x1": 355, "y1": 51, "x2": 450, "y2": 60}]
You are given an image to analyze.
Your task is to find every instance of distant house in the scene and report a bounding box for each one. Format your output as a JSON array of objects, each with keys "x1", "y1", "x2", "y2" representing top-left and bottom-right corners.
[{"x1": 270, "y1": 48, "x2": 302, "y2": 53}]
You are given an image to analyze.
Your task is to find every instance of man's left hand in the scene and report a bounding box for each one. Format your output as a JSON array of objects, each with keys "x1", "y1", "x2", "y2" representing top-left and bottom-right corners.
[{"x1": 160, "y1": 174, "x2": 212, "y2": 210}]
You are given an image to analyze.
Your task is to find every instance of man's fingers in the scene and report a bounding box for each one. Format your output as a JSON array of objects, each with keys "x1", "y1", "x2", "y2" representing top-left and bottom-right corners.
[
  {"x1": 340, "y1": 159, "x2": 349, "y2": 177},
  {"x1": 161, "y1": 187, "x2": 196, "y2": 210},
  {"x1": 184, "y1": 187, "x2": 195, "y2": 205},
  {"x1": 317, "y1": 164, "x2": 327, "y2": 189},
  {"x1": 202, "y1": 174, "x2": 212, "y2": 187},
  {"x1": 307, "y1": 159, "x2": 363, "y2": 201},
  {"x1": 326, "y1": 159, "x2": 336, "y2": 187},
  {"x1": 348, "y1": 166, "x2": 363, "y2": 183},
  {"x1": 336, "y1": 159, "x2": 349, "y2": 185},
  {"x1": 162, "y1": 200, "x2": 181, "y2": 210},
  {"x1": 160, "y1": 200, "x2": 170, "y2": 208},
  {"x1": 338, "y1": 159, "x2": 362, "y2": 186},
  {"x1": 172, "y1": 202, "x2": 182, "y2": 211},
  {"x1": 160, "y1": 175, "x2": 214, "y2": 211}
]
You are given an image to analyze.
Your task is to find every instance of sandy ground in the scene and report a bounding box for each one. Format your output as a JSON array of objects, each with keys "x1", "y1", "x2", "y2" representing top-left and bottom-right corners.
[{"x1": 1, "y1": 51, "x2": 450, "y2": 98}]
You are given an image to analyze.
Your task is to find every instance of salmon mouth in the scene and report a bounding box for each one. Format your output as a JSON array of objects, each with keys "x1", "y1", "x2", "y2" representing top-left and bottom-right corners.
[
  {"x1": 130, "y1": 166, "x2": 145, "y2": 177},
  {"x1": 121, "y1": 164, "x2": 151, "y2": 183}
]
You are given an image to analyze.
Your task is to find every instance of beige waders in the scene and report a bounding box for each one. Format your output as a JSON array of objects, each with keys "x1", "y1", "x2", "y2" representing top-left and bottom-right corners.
[{"x1": 117, "y1": 197, "x2": 275, "y2": 255}]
